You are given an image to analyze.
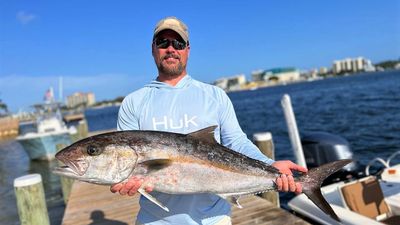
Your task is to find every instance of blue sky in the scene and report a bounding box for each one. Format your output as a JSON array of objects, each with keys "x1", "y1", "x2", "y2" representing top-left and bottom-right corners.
[{"x1": 1, "y1": 1, "x2": 399, "y2": 112}]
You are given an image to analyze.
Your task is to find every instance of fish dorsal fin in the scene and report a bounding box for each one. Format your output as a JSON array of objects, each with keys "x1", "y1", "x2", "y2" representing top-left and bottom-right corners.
[{"x1": 187, "y1": 125, "x2": 218, "y2": 144}]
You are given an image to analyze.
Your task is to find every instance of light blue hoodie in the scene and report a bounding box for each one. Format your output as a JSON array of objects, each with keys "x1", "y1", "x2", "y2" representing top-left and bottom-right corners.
[{"x1": 117, "y1": 75, "x2": 274, "y2": 225}]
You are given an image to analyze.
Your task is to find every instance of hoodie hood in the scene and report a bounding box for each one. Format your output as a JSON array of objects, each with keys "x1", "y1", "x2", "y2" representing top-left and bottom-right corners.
[{"x1": 145, "y1": 75, "x2": 192, "y2": 90}]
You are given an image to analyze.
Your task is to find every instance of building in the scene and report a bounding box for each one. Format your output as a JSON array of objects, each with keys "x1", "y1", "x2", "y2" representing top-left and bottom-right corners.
[
  {"x1": 319, "y1": 67, "x2": 328, "y2": 75},
  {"x1": 333, "y1": 61, "x2": 342, "y2": 74},
  {"x1": 66, "y1": 92, "x2": 96, "y2": 108},
  {"x1": 251, "y1": 69, "x2": 265, "y2": 82},
  {"x1": 332, "y1": 57, "x2": 375, "y2": 74},
  {"x1": 214, "y1": 74, "x2": 246, "y2": 91},
  {"x1": 251, "y1": 67, "x2": 300, "y2": 83}
]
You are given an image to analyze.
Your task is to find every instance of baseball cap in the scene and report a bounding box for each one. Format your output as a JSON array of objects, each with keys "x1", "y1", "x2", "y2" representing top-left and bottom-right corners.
[{"x1": 153, "y1": 16, "x2": 189, "y2": 43}]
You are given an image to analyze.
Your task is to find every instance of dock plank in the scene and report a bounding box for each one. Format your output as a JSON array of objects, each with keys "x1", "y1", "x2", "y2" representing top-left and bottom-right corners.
[{"x1": 62, "y1": 181, "x2": 310, "y2": 225}]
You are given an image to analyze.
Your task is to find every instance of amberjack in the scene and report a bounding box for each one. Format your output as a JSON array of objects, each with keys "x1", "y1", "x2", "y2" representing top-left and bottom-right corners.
[{"x1": 53, "y1": 126, "x2": 351, "y2": 221}]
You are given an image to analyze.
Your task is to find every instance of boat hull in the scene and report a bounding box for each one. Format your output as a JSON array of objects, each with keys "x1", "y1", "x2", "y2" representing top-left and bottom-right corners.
[{"x1": 17, "y1": 132, "x2": 72, "y2": 160}]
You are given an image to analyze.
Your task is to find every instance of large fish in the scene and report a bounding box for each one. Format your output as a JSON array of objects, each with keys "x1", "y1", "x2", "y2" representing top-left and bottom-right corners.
[{"x1": 53, "y1": 126, "x2": 350, "y2": 221}]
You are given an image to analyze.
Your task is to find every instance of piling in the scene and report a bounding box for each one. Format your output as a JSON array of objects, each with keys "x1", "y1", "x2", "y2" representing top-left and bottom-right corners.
[
  {"x1": 14, "y1": 174, "x2": 50, "y2": 225},
  {"x1": 70, "y1": 119, "x2": 89, "y2": 142},
  {"x1": 56, "y1": 143, "x2": 74, "y2": 204},
  {"x1": 253, "y1": 132, "x2": 280, "y2": 207},
  {"x1": 77, "y1": 119, "x2": 88, "y2": 140}
]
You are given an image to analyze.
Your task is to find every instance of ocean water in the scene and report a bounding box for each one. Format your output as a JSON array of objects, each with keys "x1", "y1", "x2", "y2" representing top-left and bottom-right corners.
[
  {"x1": 1, "y1": 70, "x2": 399, "y2": 224},
  {"x1": 230, "y1": 70, "x2": 400, "y2": 166}
]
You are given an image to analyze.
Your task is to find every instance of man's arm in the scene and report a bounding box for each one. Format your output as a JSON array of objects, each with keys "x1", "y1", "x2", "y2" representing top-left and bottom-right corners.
[
  {"x1": 116, "y1": 96, "x2": 139, "y2": 131},
  {"x1": 217, "y1": 90, "x2": 307, "y2": 194}
]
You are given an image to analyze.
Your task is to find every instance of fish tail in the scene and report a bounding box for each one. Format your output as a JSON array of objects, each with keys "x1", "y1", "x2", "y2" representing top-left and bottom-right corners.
[{"x1": 298, "y1": 159, "x2": 352, "y2": 222}]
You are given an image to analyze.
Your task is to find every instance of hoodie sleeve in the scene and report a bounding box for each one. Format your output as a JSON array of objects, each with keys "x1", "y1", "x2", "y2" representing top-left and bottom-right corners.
[
  {"x1": 218, "y1": 90, "x2": 274, "y2": 165},
  {"x1": 117, "y1": 95, "x2": 139, "y2": 131}
]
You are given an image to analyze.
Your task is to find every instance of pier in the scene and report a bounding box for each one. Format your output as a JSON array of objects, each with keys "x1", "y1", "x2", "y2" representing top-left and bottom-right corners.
[
  {"x1": 0, "y1": 116, "x2": 19, "y2": 138},
  {"x1": 61, "y1": 181, "x2": 310, "y2": 225}
]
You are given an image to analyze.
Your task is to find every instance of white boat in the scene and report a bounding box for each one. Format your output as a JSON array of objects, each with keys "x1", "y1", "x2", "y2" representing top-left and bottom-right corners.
[
  {"x1": 17, "y1": 102, "x2": 76, "y2": 160},
  {"x1": 288, "y1": 151, "x2": 400, "y2": 225},
  {"x1": 280, "y1": 94, "x2": 400, "y2": 224}
]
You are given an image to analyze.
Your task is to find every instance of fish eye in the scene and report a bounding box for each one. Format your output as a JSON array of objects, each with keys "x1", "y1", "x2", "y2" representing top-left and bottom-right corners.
[{"x1": 87, "y1": 145, "x2": 101, "y2": 156}]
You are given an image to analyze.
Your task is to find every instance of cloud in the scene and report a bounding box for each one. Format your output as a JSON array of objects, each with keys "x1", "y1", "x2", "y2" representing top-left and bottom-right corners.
[{"x1": 16, "y1": 11, "x2": 37, "y2": 25}]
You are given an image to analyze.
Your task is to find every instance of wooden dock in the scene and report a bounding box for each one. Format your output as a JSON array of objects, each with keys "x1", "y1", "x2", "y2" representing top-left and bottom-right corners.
[{"x1": 61, "y1": 181, "x2": 310, "y2": 225}]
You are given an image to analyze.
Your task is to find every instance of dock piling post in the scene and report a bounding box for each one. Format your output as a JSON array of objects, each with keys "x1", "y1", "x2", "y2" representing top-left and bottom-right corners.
[
  {"x1": 14, "y1": 174, "x2": 50, "y2": 225},
  {"x1": 253, "y1": 132, "x2": 280, "y2": 207},
  {"x1": 77, "y1": 119, "x2": 88, "y2": 140},
  {"x1": 70, "y1": 119, "x2": 89, "y2": 142},
  {"x1": 56, "y1": 143, "x2": 74, "y2": 204}
]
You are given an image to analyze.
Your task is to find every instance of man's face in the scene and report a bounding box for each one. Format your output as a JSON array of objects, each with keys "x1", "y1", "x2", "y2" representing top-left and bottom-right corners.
[{"x1": 152, "y1": 30, "x2": 190, "y2": 77}]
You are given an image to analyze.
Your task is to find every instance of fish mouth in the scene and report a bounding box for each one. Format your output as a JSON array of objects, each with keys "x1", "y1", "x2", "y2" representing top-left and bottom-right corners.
[
  {"x1": 53, "y1": 165, "x2": 80, "y2": 178},
  {"x1": 55, "y1": 150, "x2": 89, "y2": 176}
]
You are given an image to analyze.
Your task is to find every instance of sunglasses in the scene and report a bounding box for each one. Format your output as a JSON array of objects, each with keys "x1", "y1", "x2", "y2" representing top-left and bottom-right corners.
[{"x1": 154, "y1": 38, "x2": 187, "y2": 50}]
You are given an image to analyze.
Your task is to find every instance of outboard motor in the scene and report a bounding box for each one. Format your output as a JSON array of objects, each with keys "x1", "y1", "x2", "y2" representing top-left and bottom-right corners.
[{"x1": 301, "y1": 132, "x2": 361, "y2": 184}]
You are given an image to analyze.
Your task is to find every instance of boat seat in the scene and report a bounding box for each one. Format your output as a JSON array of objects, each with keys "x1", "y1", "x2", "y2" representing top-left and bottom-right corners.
[{"x1": 339, "y1": 176, "x2": 400, "y2": 225}]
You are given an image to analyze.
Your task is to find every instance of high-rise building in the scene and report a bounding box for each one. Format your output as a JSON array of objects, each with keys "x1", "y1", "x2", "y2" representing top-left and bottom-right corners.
[
  {"x1": 332, "y1": 57, "x2": 374, "y2": 74},
  {"x1": 333, "y1": 61, "x2": 342, "y2": 74},
  {"x1": 66, "y1": 92, "x2": 96, "y2": 108}
]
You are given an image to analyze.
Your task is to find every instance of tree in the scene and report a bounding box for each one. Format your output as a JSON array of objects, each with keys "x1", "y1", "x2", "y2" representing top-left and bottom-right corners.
[{"x1": 0, "y1": 100, "x2": 9, "y2": 114}]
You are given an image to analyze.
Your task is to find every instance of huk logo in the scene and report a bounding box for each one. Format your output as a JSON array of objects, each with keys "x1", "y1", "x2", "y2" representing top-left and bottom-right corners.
[{"x1": 152, "y1": 114, "x2": 198, "y2": 130}]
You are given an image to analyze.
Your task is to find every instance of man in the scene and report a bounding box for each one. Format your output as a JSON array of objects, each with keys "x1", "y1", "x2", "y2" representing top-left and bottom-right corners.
[{"x1": 111, "y1": 16, "x2": 307, "y2": 225}]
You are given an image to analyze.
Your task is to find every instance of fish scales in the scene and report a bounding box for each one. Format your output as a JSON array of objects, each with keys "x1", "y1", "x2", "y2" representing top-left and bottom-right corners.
[
  {"x1": 110, "y1": 131, "x2": 278, "y2": 194},
  {"x1": 53, "y1": 126, "x2": 352, "y2": 222},
  {"x1": 136, "y1": 130, "x2": 278, "y2": 175}
]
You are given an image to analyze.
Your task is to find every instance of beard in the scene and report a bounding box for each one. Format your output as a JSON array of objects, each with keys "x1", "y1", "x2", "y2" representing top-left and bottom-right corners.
[{"x1": 157, "y1": 54, "x2": 186, "y2": 77}]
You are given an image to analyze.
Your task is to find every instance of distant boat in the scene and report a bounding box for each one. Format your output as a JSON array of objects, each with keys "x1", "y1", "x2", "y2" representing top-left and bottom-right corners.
[{"x1": 17, "y1": 102, "x2": 76, "y2": 160}]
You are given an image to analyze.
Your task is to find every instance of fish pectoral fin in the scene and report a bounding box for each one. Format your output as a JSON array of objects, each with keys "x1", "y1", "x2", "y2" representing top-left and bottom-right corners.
[
  {"x1": 141, "y1": 159, "x2": 173, "y2": 171},
  {"x1": 138, "y1": 188, "x2": 170, "y2": 212},
  {"x1": 218, "y1": 194, "x2": 243, "y2": 209}
]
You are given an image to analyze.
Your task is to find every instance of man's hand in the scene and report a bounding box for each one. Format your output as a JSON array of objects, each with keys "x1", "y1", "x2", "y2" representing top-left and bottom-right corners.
[
  {"x1": 272, "y1": 160, "x2": 308, "y2": 194},
  {"x1": 110, "y1": 176, "x2": 153, "y2": 196}
]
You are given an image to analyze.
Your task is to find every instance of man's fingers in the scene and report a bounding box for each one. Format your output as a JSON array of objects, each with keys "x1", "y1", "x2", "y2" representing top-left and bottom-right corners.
[
  {"x1": 281, "y1": 174, "x2": 289, "y2": 192},
  {"x1": 276, "y1": 177, "x2": 283, "y2": 191},
  {"x1": 288, "y1": 175, "x2": 296, "y2": 192},
  {"x1": 282, "y1": 169, "x2": 293, "y2": 176},
  {"x1": 295, "y1": 183, "x2": 302, "y2": 194},
  {"x1": 145, "y1": 183, "x2": 154, "y2": 193},
  {"x1": 110, "y1": 183, "x2": 123, "y2": 193},
  {"x1": 128, "y1": 183, "x2": 141, "y2": 196},
  {"x1": 290, "y1": 162, "x2": 308, "y2": 173},
  {"x1": 119, "y1": 184, "x2": 129, "y2": 195}
]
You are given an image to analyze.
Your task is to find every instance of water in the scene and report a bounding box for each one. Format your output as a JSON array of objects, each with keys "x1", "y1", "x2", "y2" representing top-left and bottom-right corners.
[
  {"x1": 0, "y1": 140, "x2": 65, "y2": 225},
  {"x1": 84, "y1": 106, "x2": 119, "y2": 132},
  {"x1": 1, "y1": 70, "x2": 399, "y2": 224},
  {"x1": 230, "y1": 70, "x2": 400, "y2": 166}
]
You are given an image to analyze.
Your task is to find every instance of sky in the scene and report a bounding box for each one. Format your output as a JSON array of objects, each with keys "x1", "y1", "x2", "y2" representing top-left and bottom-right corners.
[{"x1": 0, "y1": 1, "x2": 399, "y2": 112}]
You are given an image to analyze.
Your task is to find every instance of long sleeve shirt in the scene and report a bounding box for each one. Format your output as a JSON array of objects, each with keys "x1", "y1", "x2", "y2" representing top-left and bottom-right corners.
[{"x1": 117, "y1": 75, "x2": 273, "y2": 225}]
